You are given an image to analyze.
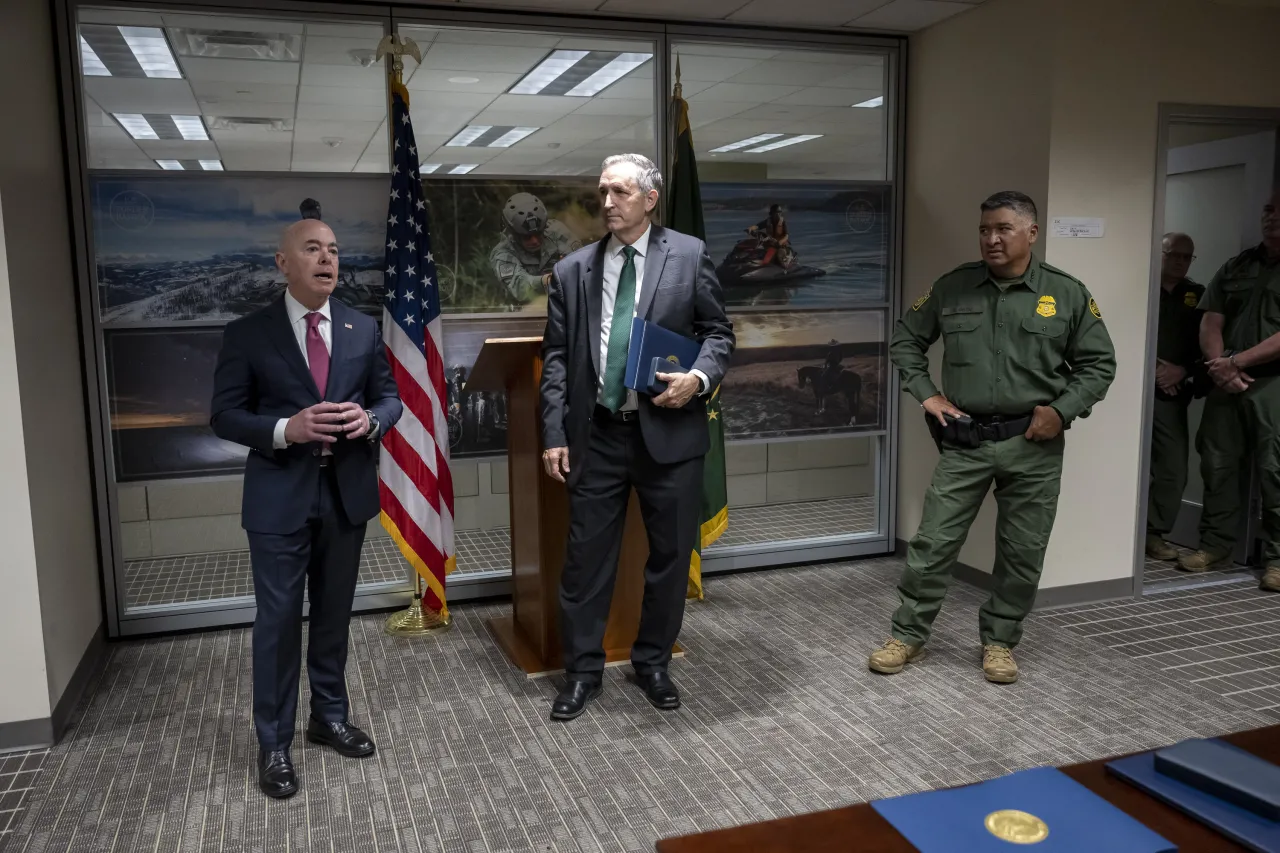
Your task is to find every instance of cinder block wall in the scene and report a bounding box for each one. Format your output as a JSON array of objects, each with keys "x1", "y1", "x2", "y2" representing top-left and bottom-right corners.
[{"x1": 118, "y1": 435, "x2": 875, "y2": 560}]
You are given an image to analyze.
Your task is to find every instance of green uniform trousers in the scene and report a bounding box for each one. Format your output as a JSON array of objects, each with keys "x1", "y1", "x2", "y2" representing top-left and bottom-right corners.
[
  {"x1": 1198, "y1": 378, "x2": 1280, "y2": 563},
  {"x1": 892, "y1": 434, "x2": 1064, "y2": 648},
  {"x1": 1147, "y1": 397, "x2": 1191, "y2": 536}
]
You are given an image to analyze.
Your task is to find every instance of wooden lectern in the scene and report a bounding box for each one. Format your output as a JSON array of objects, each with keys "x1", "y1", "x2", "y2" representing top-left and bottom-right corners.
[{"x1": 466, "y1": 337, "x2": 678, "y2": 678}]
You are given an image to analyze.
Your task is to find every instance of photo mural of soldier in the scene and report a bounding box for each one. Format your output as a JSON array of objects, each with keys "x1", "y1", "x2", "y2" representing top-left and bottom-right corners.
[{"x1": 488, "y1": 192, "x2": 583, "y2": 305}]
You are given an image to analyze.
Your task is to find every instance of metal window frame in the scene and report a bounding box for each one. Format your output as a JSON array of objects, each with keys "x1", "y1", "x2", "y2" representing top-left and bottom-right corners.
[
  {"x1": 53, "y1": 0, "x2": 907, "y2": 638},
  {"x1": 1134, "y1": 102, "x2": 1280, "y2": 598}
]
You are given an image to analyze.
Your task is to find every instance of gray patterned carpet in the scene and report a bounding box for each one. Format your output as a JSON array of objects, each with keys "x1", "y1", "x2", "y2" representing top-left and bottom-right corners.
[{"x1": 2, "y1": 557, "x2": 1274, "y2": 853}]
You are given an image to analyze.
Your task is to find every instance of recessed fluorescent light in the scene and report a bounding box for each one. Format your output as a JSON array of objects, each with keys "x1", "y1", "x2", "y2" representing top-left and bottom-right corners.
[
  {"x1": 852, "y1": 96, "x2": 883, "y2": 108},
  {"x1": 420, "y1": 163, "x2": 441, "y2": 174},
  {"x1": 488, "y1": 127, "x2": 539, "y2": 148},
  {"x1": 449, "y1": 164, "x2": 478, "y2": 175},
  {"x1": 114, "y1": 113, "x2": 158, "y2": 140},
  {"x1": 746, "y1": 134, "x2": 824, "y2": 153},
  {"x1": 118, "y1": 26, "x2": 182, "y2": 79},
  {"x1": 199, "y1": 159, "x2": 223, "y2": 171},
  {"x1": 171, "y1": 115, "x2": 209, "y2": 141},
  {"x1": 565, "y1": 52, "x2": 652, "y2": 97},
  {"x1": 445, "y1": 125, "x2": 492, "y2": 147},
  {"x1": 709, "y1": 133, "x2": 782, "y2": 154},
  {"x1": 79, "y1": 36, "x2": 110, "y2": 76},
  {"x1": 509, "y1": 50, "x2": 588, "y2": 95},
  {"x1": 156, "y1": 159, "x2": 184, "y2": 170}
]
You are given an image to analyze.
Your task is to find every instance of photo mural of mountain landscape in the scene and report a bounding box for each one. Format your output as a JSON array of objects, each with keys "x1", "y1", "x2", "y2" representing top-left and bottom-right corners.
[{"x1": 92, "y1": 175, "x2": 388, "y2": 324}]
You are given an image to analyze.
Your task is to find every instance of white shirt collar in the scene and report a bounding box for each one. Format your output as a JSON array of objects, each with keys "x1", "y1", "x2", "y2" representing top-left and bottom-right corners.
[
  {"x1": 608, "y1": 222, "x2": 652, "y2": 260},
  {"x1": 284, "y1": 289, "x2": 331, "y2": 325}
]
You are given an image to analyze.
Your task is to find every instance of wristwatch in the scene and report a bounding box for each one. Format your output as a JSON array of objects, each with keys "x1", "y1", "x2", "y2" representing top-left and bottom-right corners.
[{"x1": 364, "y1": 410, "x2": 380, "y2": 443}]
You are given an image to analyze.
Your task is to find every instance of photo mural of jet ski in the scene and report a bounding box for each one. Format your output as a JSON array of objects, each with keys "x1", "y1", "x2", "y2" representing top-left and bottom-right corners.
[
  {"x1": 715, "y1": 204, "x2": 828, "y2": 290},
  {"x1": 702, "y1": 182, "x2": 890, "y2": 309}
]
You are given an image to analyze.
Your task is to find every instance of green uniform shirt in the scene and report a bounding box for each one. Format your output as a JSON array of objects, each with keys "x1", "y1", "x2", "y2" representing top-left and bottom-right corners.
[
  {"x1": 891, "y1": 257, "x2": 1117, "y2": 422},
  {"x1": 1199, "y1": 244, "x2": 1280, "y2": 353},
  {"x1": 489, "y1": 219, "x2": 582, "y2": 304},
  {"x1": 1155, "y1": 278, "x2": 1205, "y2": 402}
]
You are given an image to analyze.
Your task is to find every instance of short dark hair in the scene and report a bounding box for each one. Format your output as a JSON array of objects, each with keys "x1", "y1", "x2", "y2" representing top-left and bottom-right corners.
[{"x1": 980, "y1": 191, "x2": 1038, "y2": 223}]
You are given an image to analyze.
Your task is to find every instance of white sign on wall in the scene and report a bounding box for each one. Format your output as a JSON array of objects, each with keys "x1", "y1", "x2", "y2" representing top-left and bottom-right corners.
[{"x1": 1051, "y1": 217, "x2": 1106, "y2": 238}]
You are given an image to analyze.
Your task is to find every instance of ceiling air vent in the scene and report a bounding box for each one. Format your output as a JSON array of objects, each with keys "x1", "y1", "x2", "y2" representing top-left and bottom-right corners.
[
  {"x1": 206, "y1": 116, "x2": 294, "y2": 132},
  {"x1": 167, "y1": 28, "x2": 302, "y2": 61}
]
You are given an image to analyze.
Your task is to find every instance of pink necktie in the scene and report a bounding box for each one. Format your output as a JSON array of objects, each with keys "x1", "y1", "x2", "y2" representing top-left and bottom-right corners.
[{"x1": 305, "y1": 312, "x2": 329, "y2": 397}]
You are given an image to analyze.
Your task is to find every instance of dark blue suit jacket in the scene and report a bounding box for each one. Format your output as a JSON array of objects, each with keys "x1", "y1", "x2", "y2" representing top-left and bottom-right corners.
[{"x1": 211, "y1": 295, "x2": 403, "y2": 535}]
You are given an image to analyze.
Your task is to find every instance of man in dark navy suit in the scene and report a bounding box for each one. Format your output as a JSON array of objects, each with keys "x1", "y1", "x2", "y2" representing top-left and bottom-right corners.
[{"x1": 211, "y1": 218, "x2": 402, "y2": 799}]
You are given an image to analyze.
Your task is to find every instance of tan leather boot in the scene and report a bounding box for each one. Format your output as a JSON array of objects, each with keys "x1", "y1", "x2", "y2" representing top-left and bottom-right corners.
[
  {"x1": 868, "y1": 638, "x2": 925, "y2": 674},
  {"x1": 982, "y1": 645, "x2": 1019, "y2": 684}
]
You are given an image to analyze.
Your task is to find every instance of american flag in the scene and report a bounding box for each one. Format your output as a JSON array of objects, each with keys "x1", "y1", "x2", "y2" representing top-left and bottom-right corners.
[{"x1": 378, "y1": 81, "x2": 456, "y2": 615}]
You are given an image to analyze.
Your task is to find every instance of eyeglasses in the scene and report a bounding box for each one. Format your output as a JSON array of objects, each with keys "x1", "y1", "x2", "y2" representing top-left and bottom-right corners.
[{"x1": 1163, "y1": 251, "x2": 1196, "y2": 262}]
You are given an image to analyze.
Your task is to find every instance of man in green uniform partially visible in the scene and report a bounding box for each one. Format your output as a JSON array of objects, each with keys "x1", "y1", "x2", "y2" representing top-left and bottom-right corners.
[
  {"x1": 1146, "y1": 233, "x2": 1205, "y2": 560},
  {"x1": 870, "y1": 191, "x2": 1117, "y2": 684},
  {"x1": 1181, "y1": 189, "x2": 1280, "y2": 592},
  {"x1": 489, "y1": 192, "x2": 582, "y2": 306}
]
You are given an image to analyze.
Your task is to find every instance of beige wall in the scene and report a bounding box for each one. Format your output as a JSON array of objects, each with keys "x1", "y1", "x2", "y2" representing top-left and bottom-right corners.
[
  {"x1": 901, "y1": 0, "x2": 1280, "y2": 587},
  {"x1": 0, "y1": 195, "x2": 54, "y2": 726},
  {"x1": 0, "y1": 0, "x2": 103, "y2": 704}
]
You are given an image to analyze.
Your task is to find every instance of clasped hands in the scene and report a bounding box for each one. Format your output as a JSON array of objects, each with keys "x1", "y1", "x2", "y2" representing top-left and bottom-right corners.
[
  {"x1": 922, "y1": 395, "x2": 1062, "y2": 442},
  {"x1": 1206, "y1": 355, "x2": 1254, "y2": 394},
  {"x1": 285, "y1": 401, "x2": 369, "y2": 445}
]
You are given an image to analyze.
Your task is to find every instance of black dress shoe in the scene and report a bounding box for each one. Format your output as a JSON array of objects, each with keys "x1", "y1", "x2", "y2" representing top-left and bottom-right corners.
[
  {"x1": 306, "y1": 717, "x2": 376, "y2": 758},
  {"x1": 258, "y1": 749, "x2": 298, "y2": 799},
  {"x1": 550, "y1": 679, "x2": 602, "y2": 722},
  {"x1": 634, "y1": 671, "x2": 680, "y2": 711}
]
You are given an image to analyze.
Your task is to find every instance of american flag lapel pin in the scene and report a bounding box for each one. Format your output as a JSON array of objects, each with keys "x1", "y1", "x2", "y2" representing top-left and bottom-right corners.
[{"x1": 344, "y1": 322, "x2": 353, "y2": 329}]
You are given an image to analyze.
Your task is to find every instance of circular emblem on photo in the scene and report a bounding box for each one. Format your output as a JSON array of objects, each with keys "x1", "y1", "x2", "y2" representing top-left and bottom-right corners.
[
  {"x1": 447, "y1": 413, "x2": 464, "y2": 449},
  {"x1": 845, "y1": 198, "x2": 876, "y2": 234},
  {"x1": 109, "y1": 190, "x2": 154, "y2": 231}
]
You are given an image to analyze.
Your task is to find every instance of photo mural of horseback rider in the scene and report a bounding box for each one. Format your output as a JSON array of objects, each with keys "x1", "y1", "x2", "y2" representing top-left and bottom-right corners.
[
  {"x1": 489, "y1": 192, "x2": 582, "y2": 306},
  {"x1": 716, "y1": 201, "x2": 827, "y2": 291},
  {"x1": 797, "y1": 339, "x2": 863, "y2": 424}
]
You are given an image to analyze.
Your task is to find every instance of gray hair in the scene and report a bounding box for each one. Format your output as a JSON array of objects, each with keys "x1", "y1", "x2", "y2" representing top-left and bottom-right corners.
[
  {"x1": 980, "y1": 190, "x2": 1038, "y2": 223},
  {"x1": 601, "y1": 153, "x2": 664, "y2": 196}
]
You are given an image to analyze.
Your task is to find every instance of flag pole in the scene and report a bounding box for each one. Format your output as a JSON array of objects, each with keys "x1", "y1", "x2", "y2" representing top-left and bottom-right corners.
[{"x1": 374, "y1": 32, "x2": 452, "y2": 638}]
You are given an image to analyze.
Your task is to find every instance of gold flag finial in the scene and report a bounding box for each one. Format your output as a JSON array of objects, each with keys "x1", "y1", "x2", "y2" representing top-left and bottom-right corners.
[{"x1": 376, "y1": 33, "x2": 422, "y2": 83}]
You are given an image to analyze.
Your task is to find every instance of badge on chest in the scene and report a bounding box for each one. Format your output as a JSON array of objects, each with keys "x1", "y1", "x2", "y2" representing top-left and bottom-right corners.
[{"x1": 1036, "y1": 295, "x2": 1057, "y2": 318}]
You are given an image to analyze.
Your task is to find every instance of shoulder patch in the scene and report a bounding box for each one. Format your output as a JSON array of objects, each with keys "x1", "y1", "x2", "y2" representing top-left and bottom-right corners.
[
  {"x1": 912, "y1": 287, "x2": 931, "y2": 311},
  {"x1": 1089, "y1": 298, "x2": 1102, "y2": 319}
]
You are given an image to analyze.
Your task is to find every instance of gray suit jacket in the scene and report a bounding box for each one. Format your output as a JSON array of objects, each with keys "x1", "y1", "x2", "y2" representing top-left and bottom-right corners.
[{"x1": 540, "y1": 224, "x2": 734, "y2": 485}]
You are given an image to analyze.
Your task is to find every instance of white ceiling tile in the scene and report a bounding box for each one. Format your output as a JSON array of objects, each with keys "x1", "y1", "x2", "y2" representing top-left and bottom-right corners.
[
  {"x1": 818, "y1": 65, "x2": 885, "y2": 89},
  {"x1": 188, "y1": 80, "x2": 299, "y2": 104},
  {"x1": 554, "y1": 36, "x2": 658, "y2": 53},
  {"x1": 301, "y1": 35, "x2": 387, "y2": 67},
  {"x1": 160, "y1": 13, "x2": 304, "y2": 34},
  {"x1": 136, "y1": 140, "x2": 221, "y2": 158},
  {"x1": 84, "y1": 79, "x2": 199, "y2": 115},
  {"x1": 672, "y1": 43, "x2": 780, "y2": 61},
  {"x1": 294, "y1": 120, "x2": 382, "y2": 143},
  {"x1": 726, "y1": 60, "x2": 854, "y2": 87},
  {"x1": 851, "y1": 0, "x2": 973, "y2": 30},
  {"x1": 296, "y1": 102, "x2": 387, "y2": 122},
  {"x1": 451, "y1": 0, "x2": 603, "y2": 10},
  {"x1": 179, "y1": 57, "x2": 300, "y2": 86},
  {"x1": 786, "y1": 86, "x2": 874, "y2": 107},
  {"x1": 484, "y1": 147, "x2": 564, "y2": 166},
  {"x1": 484, "y1": 94, "x2": 585, "y2": 120},
  {"x1": 353, "y1": 160, "x2": 388, "y2": 173},
  {"x1": 306, "y1": 22, "x2": 388, "y2": 39},
  {"x1": 595, "y1": 78, "x2": 655, "y2": 100},
  {"x1": 419, "y1": 43, "x2": 548, "y2": 75},
  {"x1": 404, "y1": 68, "x2": 520, "y2": 95},
  {"x1": 429, "y1": 28, "x2": 562, "y2": 49},
  {"x1": 672, "y1": 54, "x2": 762, "y2": 82},
  {"x1": 300, "y1": 64, "x2": 386, "y2": 90},
  {"x1": 209, "y1": 128, "x2": 294, "y2": 145},
  {"x1": 597, "y1": 0, "x2": 746, "y2": 16},
  {"x1": 689, "y1": 82, "x2": 803, "y2": 104},
  {"x1": 200, "y1": 101, "x2": 295, "y2": 120},
  {"x1": 729, "y1": 0, "x2": 886, "y2": 26},
  {"x1": 298, "y1": 85, "x2": 386, "y2": 107},
  {"x1": 571, "y1": 98, "x2": 653, "y2": 117}
]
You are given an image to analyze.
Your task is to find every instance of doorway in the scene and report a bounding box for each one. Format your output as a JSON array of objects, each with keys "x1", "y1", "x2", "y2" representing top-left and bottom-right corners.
[{"x1": 1141, "y1": 106, "x2": 1280, "y2": 592}]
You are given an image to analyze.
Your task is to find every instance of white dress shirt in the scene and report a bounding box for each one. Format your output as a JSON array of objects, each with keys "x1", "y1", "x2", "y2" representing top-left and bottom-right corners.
[
  {"x1": 272, "y1": 290, "x2": 332, "y2": 450},
  {"x1": 597, "y1": 223, "x2": 707, "y2": 411}
]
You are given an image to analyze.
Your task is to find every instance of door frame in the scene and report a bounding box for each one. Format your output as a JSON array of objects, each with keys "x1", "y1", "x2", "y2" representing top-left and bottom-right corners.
[{"x1": 1135, "y1": 103, "x2": 1280, "y2": 595}]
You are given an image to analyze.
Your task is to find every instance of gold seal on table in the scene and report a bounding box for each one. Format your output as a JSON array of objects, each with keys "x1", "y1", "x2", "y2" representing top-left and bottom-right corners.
[{"x1": 984, "y1": 810, "x2": 1049, "y2": 844}]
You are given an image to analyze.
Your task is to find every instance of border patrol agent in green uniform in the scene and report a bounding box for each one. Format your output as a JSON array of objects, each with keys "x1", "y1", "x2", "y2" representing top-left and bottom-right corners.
[
  {"x1": 1146, "y1": 233, "x2": 1205, "y2": 561},
  {"x1": 1185, "y1": 189, "x2": 1280, "y2": 592},
  {"x1": 870, "y1": 191, "x2": 1117, "y2": 684},
  {"x1": 489, "y1": 192, "x2": 582, "y2": 305}
]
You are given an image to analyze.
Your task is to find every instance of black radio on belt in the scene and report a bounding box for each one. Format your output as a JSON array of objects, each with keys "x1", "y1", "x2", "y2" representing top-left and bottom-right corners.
[{"x1": 926, "y1": 411, "x2": 1034, "y2": 451}]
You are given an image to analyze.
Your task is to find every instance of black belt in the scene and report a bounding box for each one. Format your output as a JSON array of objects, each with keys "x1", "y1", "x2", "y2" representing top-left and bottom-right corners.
[
  {"x1": 927, "y1": 411, "x2": 1032, "y2": 451},
  {"x1": 594, "y1": 404, "x2": 639, "y2": 425},
  {"x1": 969, "y1": 413, "x2": 1034, "y2": 442}
]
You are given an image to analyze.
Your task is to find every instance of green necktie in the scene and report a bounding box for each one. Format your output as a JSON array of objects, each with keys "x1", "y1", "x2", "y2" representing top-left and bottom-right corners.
[{"x1": 601, "y1": 245, "x2": 638, "y2": 412}]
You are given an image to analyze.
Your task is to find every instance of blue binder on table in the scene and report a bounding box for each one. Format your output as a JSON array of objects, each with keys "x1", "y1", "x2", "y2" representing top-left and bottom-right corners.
[
  {"x1": 1108, "y1": 740, "x2": 1280, "y2": 853},
  {"x1": 622, "y1": 317, "x2": 701, "y2": 395},
  {"x1": 871, "y1": 766, "x2": 1175, "y2": 852}
]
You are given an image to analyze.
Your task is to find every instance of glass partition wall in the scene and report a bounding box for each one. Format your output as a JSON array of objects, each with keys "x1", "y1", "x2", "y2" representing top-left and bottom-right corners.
[{"x1": 59, "y1": 1, "x2": 904, "y2": 636}]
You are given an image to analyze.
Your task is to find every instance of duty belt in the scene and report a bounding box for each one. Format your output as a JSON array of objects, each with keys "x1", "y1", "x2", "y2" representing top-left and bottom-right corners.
[{"x1": 926, "y1": 411, "x2": 1033, "y2": 451}]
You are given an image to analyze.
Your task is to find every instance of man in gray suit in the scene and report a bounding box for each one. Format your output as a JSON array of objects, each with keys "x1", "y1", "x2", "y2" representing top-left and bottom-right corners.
[{"x1": 540, "y1": 153, "x2": 735, "y2": 721}]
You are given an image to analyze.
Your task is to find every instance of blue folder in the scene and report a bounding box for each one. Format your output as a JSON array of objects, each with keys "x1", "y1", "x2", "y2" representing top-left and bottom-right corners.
[
  {"x1": 623, "y1": 317, "x2": 701, "y2": 394},
  {"x1": 871, "y1": 766, "x2": 1175, "y2": 852},
  {"x1": 1108, "y1": 742, "x2": 1280, "y2": 853},
  {"x1": 1154, "y1": 738, "x2": 1280, "y2": 820}
]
